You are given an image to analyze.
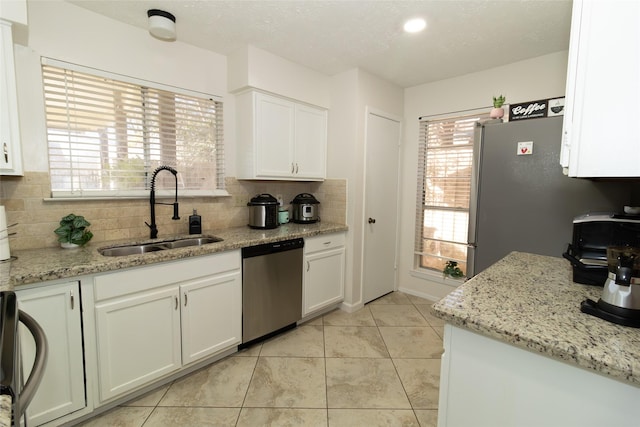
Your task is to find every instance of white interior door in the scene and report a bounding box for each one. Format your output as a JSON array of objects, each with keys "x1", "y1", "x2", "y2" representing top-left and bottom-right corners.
[{"x1": 363, "y1": 110, "x2": 401, "y2": 303}]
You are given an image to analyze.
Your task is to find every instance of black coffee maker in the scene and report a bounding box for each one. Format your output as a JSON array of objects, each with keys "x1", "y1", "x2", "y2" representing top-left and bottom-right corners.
[{"x1": 581, "y1": 246, "x2": 640, "y2": 327}]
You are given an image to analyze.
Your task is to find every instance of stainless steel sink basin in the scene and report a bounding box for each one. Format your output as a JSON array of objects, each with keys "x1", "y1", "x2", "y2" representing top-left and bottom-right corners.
[
  {"x1": 99, "y1": 235, "x2": 224, "y2": 256},
  {"x1": 99, "y1": 244, "x2": 166, "y2": 257},
  {"x1": 162, "y1": 236, "x2": 223, "y2": 249}
]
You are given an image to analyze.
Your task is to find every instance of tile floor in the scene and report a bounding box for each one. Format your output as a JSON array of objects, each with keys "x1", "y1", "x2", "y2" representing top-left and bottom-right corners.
[{"x1": 78, "y1": 292, "x2": 444, "y2": 426}]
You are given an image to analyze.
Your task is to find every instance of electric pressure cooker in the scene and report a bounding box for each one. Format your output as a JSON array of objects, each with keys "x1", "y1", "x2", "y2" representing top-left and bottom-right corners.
[
  {"x1": 291, "y1": 193, "x2": 320, "y2": 224},
  {"x1": 247, "y1": 194, "x2": 279, "y2": 229}
]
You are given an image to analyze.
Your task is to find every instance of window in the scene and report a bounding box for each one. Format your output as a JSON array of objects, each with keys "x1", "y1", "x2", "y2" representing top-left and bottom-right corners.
[
  {"x1": 414, "y1": 112, "x2": 489, "y2": 276},
  {"x1": 42, "y1": 58, "x2": 225, "y2": 198}
]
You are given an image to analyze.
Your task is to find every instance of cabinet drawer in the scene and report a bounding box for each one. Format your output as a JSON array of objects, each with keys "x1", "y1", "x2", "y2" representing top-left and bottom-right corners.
[
  {"x1": 94, "y1": 250, "x2": 241, "y2": 301},
  {"x1": 305, "y1": 233, "x2": 345, "y2": 253}
]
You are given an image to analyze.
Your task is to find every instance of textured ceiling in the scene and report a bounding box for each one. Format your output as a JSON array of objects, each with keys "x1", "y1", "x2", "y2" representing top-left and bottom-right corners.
[{"x1": 66, "y1": 0, "x2": 573, "y2": 88}]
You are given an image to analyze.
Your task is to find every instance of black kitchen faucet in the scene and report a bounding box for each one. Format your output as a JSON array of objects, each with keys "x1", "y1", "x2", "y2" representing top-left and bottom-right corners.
[{"x1": 145, "y1": 165, "x2": 180, "y2": 239}]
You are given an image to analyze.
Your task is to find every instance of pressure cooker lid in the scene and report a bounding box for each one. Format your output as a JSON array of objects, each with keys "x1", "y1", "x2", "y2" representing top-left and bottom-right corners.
[
  {"x1": 291, "y1": 193, "x2": 320, "y2": 204},
  {"x1": 248, "y1": 193, "x2": 278, "y2": 206}
]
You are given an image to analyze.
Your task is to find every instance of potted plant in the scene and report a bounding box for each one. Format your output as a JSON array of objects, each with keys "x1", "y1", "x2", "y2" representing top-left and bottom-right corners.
[
  {"x1": 443, "y1": 260, "x2": 465, "y2": 279},
  {"x1": 490, "y1": 95, "x2": 506, "y2": 118},
  {"x1": 54, "y1": 213, "x2": 93, "y2": 248}
]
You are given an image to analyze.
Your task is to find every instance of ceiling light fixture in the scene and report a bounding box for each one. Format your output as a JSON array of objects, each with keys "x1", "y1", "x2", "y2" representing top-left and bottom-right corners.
[
  {"x1": 403, "y1": 18, "x2": 426, "y2": 33},
  {"x1": 147, "y1": 9, "x2": 176, "y2": 41}
]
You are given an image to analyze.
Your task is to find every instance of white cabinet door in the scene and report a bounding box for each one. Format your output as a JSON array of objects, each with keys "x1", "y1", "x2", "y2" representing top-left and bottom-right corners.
[
  {"x1": 180, "y1": 270, "x2": 242, "y2": 365},
  {"x1": 94, "y1": 287, "x2": 181, "y2": 402},
  {"x1": 237, "y1": 90, "x2": 327, "y2": 181},
  {"x1": 17, "y1": 282, "x2": 85, "y2": 426},
  {"x1": 303, "y1": 233, "x2": 346, "y2": 316},
  {"x1": 255, "y1": 93, "x2": 296, "y2": 178},
  {"x1": 295, "y1": 104, "x2": 327, "y2": 180},
  {"x1": 0, "y1": 20, "x2": 23, "y2": 176},
  {"x1": 561, "y1": 0, "x2": 640, "y2": 177}
]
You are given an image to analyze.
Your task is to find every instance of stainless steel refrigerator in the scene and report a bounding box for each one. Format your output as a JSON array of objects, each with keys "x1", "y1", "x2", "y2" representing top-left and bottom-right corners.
[{"x1": 467, "y1": 116, "x2": 631, "y2": 277}]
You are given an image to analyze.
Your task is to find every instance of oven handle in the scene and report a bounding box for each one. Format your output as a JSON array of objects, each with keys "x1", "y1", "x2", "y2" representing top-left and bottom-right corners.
[{"x1": 16, "y1": 309, "x2": 48, "y2": 419}]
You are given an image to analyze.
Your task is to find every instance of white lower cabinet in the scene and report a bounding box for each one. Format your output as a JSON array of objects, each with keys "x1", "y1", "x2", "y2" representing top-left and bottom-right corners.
[
  {"x1": 303, "y1": 233, "x2": 346, "y2": 316},
  {"x1": 92, "y1": 250, "x2": 242, "y2": 403},
  {"x1": 17, "y1": 281, "x2": 85, "y2": 426}
]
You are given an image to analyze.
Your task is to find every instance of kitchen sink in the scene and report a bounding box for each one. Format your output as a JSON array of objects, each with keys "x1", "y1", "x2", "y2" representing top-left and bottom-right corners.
[{"x1": 99, "y1": 235, "x2": 224, "y2": 257}]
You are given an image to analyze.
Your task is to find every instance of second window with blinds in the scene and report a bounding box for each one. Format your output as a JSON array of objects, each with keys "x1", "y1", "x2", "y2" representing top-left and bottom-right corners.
[
  {"x1": 41, "y1": 58, "x2": 225, "y2": 199},
  {"x1": 415, "y1": 112, "x2": 489, "y2": 277}
]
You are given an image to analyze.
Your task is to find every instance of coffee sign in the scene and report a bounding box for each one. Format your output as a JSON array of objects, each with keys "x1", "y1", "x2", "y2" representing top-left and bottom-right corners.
[{"x1": 509, "y1": 97, "x2": 564, "y2": 121}]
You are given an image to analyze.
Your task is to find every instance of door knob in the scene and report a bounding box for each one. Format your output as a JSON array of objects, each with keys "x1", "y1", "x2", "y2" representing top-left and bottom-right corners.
[{"x1": 368, "y1": 218, "x2": 376, "y2": 224}]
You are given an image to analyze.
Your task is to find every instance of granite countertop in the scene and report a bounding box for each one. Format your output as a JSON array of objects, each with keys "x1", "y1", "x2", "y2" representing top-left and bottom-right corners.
[
  {"x1": 431, "y1": 251, "x2": 640, "y2": 387},
  {"x1": 1, "y1": 222, "x2": 347, "y2": 291}
]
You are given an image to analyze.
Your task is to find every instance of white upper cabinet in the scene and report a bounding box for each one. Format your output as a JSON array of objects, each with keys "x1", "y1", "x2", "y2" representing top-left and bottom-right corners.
[
  {"x1": 560, "y1": 0, "x2": 640, "y2": 177},
  {"x1": 0, "y1": 20, "x2": 23, "y2": 176},
  {"x1": 236, "y1": 91, "x2": 327, "y2": 181}
]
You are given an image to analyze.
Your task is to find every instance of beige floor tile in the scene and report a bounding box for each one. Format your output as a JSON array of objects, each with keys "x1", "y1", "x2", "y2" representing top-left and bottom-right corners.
[
  {"x1": 432, "y1": 325, "x2": 444, "y2": 339},
  {"x1": 260, "y1": 325, "x2": 324, "y2": 357},
  {"x1": 77, "y1": 406, "x2": 153, "y2": 427},
  {"x1": 237, "y1": 408, "x2": 327, "y2": 427},
  {"x1": 370, "y1": 304, "x2": 428, "y2": 326},
  {"x1": 326, "y1": 358, "x2": 411, "y2": 409},
  {"x1": 414, "y1": 409, "x2": 439, "y2": 427},
  {"x1": 158, "y1": 356, "x2": 257, "y2": 407},
  {"x1": 415, "y1": 304, "x2": 445, "y2": 326},
  {"x1": 324, "y1": 326, "x2": 389, "y2": 358},
  {"x1": 244, "y1": 357, "x2": 326, "y2": 408},
  {"x1": 378, "y1": 326, "x2": 443, "y2": 359},
  {"x1": 405, "y1": 293, "x2": 434, "y2": 305},
  {"x1": 368, "y1": 291, "x2": 411, "y2": 305},
  {"x1": 121, "y1": 384, "x2": 169, "y2": 407},
  {"x1": 393, "y1": 359, "x2": 441, "y2": 410},
  {"x1": 144, "y1": 407, "x2": 240, "y2": 426},
  {"x1": 328, "y1": 409, "x2": 420, "y2": 427},
  {"x1": 323, "y1": 306, "x2": 376, "y2": 326},
  {"x1": 302, "y1": 314, "x2": 324, "y2": 326}
]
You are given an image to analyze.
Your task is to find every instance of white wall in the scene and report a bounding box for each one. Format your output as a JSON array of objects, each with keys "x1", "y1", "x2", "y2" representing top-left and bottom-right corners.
[
  {"x1": 15, "y1": 0, "x2": 233, "y2": 173},
  {"x1": 398, "y1": 50, "x2": 569, "y2": 301}
]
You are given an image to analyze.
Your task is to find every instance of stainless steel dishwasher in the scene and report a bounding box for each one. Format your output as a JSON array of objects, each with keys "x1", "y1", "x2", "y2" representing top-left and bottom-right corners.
[{"x1": 241, "y1": 238, "x2": 303, "y2": 345}]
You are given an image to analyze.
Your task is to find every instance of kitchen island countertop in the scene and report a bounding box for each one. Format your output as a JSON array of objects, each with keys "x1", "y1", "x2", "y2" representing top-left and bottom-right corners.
[
  {"x1": 1, "y1": 222, "x2": 347, "y2": 291},
  {"x1": 431, "y1": 251, "x2": 640, "y2": 387}
]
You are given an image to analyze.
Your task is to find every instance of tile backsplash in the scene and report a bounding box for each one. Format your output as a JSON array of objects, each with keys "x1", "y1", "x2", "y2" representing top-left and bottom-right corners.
[{"x1": 0, "y1": 172, "x2": 346, "y2": 251}]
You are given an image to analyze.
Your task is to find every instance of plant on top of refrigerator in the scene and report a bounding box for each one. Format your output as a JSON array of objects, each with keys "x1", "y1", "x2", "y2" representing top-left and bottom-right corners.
[{"x1": 492, "y1": 95, "x2": 506, "y2": 108}]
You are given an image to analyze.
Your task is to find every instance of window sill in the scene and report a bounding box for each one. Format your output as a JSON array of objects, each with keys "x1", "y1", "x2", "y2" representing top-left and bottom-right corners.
[
  {"x1": 44, "y1": 189, "x2": 230, "y2": 202},
  {"x1": 409, "y1": 268, "x2": 465, "y2": 288}
]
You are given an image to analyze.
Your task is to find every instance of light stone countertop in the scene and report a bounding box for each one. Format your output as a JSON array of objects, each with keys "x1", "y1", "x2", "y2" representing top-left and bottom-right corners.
[
  {"x1": 431, "y1": 251, "x2": 640, "y2": 387},
  {"x1": 1, "y1": 222, "x2": 348, "y2": 291}
]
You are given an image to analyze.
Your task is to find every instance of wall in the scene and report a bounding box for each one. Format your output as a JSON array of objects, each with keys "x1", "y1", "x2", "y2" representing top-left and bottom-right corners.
[
  {"x1": 328, "y1": 69, "x2": 403, "y2": 310},
  {"x1": 398, "y1": 51, "x2": 571, "y2": 301},
  {"x1": 0, "y1": 0, "x2": 346, "y2": 251}
]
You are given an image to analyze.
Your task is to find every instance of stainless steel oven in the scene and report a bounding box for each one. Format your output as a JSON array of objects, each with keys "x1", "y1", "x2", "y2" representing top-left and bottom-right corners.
[{"x1": 0, "y1": 291, "x2": 48, "y2": 426}]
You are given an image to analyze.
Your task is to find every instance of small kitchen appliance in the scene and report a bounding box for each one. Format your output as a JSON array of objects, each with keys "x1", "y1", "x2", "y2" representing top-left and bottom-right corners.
[
  {"x1": 291, "y1": 193, "x2": 320, "y2": 224},
  {"x1": 581, "y1": 246, "x2": 640, "y2": 327},
  {"x1": 563, "y1": 213, "x2": 640, "y2": 286},
  {"x1": 247, "y1": 194, "x2": 279, "y2": 229}
]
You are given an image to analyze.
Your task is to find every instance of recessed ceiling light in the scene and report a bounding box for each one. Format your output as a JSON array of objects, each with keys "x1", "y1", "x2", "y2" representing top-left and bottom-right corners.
[{"x1": 404, "y1": 18, "x2": 426, "y2": 33}]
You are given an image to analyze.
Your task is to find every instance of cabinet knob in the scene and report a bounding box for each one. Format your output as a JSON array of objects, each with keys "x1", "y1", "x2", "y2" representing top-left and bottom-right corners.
[
  {"x1": 291, "y1": 163, "x2": 295, "y2": 174},
  {"x1": 368, "y1": 218, "x2": 376, "y2": 224},
  {"x1": 184, "y1": 293, "x2": 188, "y2": 307},
  {"x1": 175, "y1": 296, "x2": 178, "y2": 310},
  {"x1": 295, "y1": 163, "x2": 299, "y2": 174}
]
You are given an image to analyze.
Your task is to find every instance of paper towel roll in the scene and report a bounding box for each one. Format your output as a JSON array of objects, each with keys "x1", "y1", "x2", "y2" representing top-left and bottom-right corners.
[{"x1": 0, "y1": 206, "x2": 11, "y2": 261}]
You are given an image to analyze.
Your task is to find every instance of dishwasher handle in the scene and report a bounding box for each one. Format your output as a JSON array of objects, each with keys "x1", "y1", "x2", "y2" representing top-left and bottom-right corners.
[{"x1": 17, "y1": 309, "x2": 48, "y2": 419}]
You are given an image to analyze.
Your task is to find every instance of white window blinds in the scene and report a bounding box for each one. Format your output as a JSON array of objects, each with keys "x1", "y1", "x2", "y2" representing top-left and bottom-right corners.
[
  {"x1": 42, "y1": 59, "x2": 225, "y2": 198},
  {"x1": 415, "y1": 112, "x2": 488, "y2": 275}
]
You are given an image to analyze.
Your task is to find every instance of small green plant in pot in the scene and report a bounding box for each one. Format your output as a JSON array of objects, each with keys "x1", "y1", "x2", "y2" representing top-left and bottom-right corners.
[
  {"x1": 490, "y1": 94, "x2": 507, "y2": 119},
  {"x1": 54, "y1": 214, "x2": 93, "y2": 247},
  {"x1": 443, "y1": 260, "x2": 465, "y2": 279}
]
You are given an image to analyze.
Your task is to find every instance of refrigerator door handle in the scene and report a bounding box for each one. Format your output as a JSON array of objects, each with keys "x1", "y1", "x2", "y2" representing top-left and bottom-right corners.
[{"x1": 466, "y1": 244, "x2": 476, "y2": 278}]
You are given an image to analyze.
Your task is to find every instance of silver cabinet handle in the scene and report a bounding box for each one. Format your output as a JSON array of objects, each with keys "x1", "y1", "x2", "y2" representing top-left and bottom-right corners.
[
  {"x1": 3, "y1": 143, "x2": 8, "y2": 163},
  {"x1": 291, "y1": 163, "x2": 295, "y2": 174},
  {"x1": 295, "y1": 163, "x2": 299, "y2": 174},
  {"x1": 175, "y1": 296, "x2": 178, "y2": 310},
  {"x1": 70, "y1": 291, "x2": 74, "y2": 310},
  {"x1": 323, "y1": 241, "x2": 331, "y2": 246},
  {"x1": 307, "y1": 261, "x2": 310, "y2": 272}
]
